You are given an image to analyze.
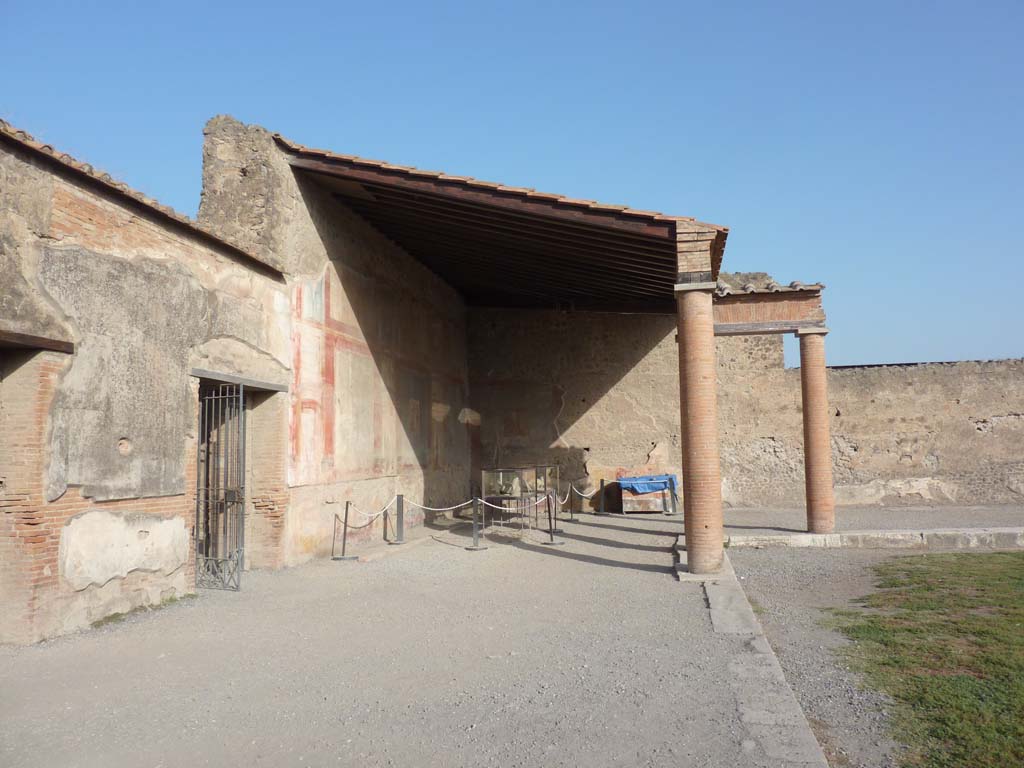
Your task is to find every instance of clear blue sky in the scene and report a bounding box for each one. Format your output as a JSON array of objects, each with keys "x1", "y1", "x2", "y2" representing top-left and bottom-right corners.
[{"x1": 3, "y1": 1, "x2": 1021, "y2": 366}]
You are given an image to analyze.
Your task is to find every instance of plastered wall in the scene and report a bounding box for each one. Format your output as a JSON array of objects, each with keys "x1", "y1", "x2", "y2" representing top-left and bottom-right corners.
[
  {"x1": 199, "y1": 116, "x2": 472, "y2": 566},
  {"x1": 0, "y1": 139, "x2": 290, "y2": 643}
]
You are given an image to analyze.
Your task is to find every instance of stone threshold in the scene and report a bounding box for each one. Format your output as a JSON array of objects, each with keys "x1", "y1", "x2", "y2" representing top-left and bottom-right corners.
[{"x1": 724, "y1": 527, "x2": 1024, "y2": 550}]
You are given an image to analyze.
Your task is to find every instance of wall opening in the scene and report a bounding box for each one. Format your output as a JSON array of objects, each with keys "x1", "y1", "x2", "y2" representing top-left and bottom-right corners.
[{"x1": 195, "y1": 381, "x2": 247, "y2": 591}]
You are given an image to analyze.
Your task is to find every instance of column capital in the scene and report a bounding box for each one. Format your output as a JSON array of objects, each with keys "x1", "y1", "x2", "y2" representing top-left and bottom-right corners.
[
  {"x1": 674, "y1": 282, "x2": 717, "y2": 293},
  {"x1": 796, "y1": 327, "x2": 829, "y2": 336}
]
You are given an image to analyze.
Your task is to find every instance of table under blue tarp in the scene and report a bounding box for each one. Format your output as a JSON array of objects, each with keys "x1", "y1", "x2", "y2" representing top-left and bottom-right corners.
[
  {"x1": 597, "y1": 474, "x2": 680, "y2": 516},
  {"x1": 617, "y1": 474, "x2": 678, "y2": 495}
]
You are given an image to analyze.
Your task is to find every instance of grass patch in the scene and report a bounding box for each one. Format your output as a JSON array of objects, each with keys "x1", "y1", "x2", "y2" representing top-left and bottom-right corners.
[{"x1": 831, "y1": 551, "x2": 1024, "y2": 767}]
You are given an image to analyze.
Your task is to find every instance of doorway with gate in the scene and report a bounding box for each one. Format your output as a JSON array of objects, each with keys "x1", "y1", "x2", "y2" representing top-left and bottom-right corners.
[{"x1": 195, "y1": 381, "x2": 247, "y2": 590}]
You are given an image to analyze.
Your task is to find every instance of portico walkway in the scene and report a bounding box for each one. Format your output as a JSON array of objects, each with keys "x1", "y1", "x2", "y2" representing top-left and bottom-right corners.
[{"x1": 0, "y1": 514, "x2": 823, "y2": 767}]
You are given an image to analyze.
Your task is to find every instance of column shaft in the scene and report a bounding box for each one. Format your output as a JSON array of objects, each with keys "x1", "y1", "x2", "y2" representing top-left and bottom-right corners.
[
  {"x1": 799, "y1": 332, "x2": 835, "y2": 533},
  {"x1": 677, "y1": 289, "x2": 724, "y2": 573}
]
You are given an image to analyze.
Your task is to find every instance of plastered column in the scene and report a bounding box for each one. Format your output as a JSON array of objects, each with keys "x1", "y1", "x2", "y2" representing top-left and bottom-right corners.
[
  {"x1": 676, "y1": 287, "x2": 724, "y2": 573},
  {"x1": 798, "y1": 329, "x2": 835, "y2": 533}
]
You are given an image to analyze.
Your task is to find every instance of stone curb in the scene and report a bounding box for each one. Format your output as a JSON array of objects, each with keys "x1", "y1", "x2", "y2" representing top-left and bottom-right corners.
[
  {"x1": 724, "y1": 526, "x2": 1024, "y2": 550},
  {"x1": 675, "y1": 546, "x2": 829, "y2": 766}
]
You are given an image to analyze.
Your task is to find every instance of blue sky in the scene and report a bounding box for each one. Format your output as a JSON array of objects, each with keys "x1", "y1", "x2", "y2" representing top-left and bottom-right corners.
[{"x1": 2, "y1": 1, "x2": 1021, "y2": 366}]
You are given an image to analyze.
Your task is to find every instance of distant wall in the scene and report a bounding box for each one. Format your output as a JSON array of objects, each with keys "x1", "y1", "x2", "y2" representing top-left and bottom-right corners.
[
  {"x1": 199, "y1": 117, "x2": 472, "y2": 566},
  {"x1": 826, "y1": 360, "x2": 1023, "y2": 505},
  {"x1": 468, "y1": 307, "x2": 1024, "y2": 509}
]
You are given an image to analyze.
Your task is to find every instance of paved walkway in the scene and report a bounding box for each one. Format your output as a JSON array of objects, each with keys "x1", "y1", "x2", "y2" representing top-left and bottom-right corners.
[
  {"x1": 0, "y1": 513, "x2": 822, "y2": 768},
  {"x1": 723, "y1": 503, "x2": 1024, "y2": 537}
]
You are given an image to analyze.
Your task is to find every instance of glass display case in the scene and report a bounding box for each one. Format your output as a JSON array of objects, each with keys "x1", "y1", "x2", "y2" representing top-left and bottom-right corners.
[
  {"x1": 533, "y1": 464, "x2": 560, "y2": 499},
  {"x1": 480, "y1": 465, "x2": 560, "y2": 499},
  {"x1": 480, "y1": 466, "x2": 538, "y2": 500}
]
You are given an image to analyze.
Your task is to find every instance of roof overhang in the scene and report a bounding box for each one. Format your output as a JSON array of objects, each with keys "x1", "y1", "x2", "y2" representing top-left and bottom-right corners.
[{"x1": 275, "y1": 135, "x2": 727, "y2": 313}]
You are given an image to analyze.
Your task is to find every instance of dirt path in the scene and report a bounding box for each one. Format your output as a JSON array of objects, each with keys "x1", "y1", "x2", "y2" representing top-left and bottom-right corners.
[{"x1": 1, "y1": 514, "x2": 811, "y2": 768}]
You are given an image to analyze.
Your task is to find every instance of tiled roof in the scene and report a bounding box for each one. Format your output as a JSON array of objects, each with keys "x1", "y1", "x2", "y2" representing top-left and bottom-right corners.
[
  {"x1": 715, "y1": 279, "x2": 823, "y2": 297},
  {"x1": 0, "y1": 118, "x2": 271, "y2": 271},
  {"x1": 273, "y1": 133, "x2": 728, "y2": 234}
]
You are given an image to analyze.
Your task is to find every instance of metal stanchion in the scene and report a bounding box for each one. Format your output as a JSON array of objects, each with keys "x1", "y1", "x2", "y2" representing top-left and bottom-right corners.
[
  {"x1": 597, "y1": 478, "x2": 606, "y2": 516},
  {"x1": 465, "y1": 497, "x2": 488, "y2": 551},
  {"x1": 663, "y1": 483, "x2": 679, "y2": 520},
  {"x1": 331, "y1": 501, "x2": 358, "y2": 561},
  {"x1": 540, "y1": 493, "x2": 565, "y2": 546},
  {"x1": 549, "y1": 491, "x2": 564, "y2": 534},
  {"x1": 389, "y1": 494, "x2": 406, "y2": 545}
]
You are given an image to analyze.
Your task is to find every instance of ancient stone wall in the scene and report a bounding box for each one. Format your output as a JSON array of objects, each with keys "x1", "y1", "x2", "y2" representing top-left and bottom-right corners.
[
  {"x1": 468, "y1": 307, "x2": 1024, "y2": 510},
  {"x1": 0, "y1": 138, "x2": 290, "y2": 643},
  {"x1": 199, "y1": 117, "x2": 472, "y2": 566}
]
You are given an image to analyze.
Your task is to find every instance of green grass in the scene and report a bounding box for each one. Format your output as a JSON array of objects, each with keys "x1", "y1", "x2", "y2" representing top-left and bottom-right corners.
[{"x1": 830, "y1": 551, "x2": 1024, "y2": 768}]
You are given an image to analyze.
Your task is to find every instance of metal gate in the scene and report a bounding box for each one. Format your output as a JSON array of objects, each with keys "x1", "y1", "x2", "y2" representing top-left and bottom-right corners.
[{"x1": 195, "y1": 382, "x2": 246, "y2": 590}]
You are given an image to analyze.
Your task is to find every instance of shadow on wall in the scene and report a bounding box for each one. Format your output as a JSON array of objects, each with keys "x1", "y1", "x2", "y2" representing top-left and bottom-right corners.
[
  {"x1": 294, "y1": 174, "x2": 472, "y2": 530},
  {"x1": 468, "y1": 308, "x2": 682, "y2": 507}
]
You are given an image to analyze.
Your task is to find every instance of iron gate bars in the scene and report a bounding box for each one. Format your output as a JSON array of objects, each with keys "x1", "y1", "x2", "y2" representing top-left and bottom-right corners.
[{"x1": 195, "y1": 382, "x2": 246, "y2": 590}]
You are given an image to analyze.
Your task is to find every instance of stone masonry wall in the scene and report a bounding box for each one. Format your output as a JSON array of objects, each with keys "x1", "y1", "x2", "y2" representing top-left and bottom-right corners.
[{"x1": 469, "y1": 307, "x2": 1024, "y2": 510}]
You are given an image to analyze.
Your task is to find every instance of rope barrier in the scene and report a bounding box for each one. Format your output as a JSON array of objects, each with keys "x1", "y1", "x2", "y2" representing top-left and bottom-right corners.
[
  {"x1": 344, "y1": 496, "x2": 397, "y2": 528},
  {"x1": 403, "y1": 499, "x2": 475, "y2": 513},
  {"x1": 571, "y1": 484, "x2": 597, "y2": 499},
  {"x1": 479, "y1": 494, "x2": 550, "y2": 511},
  {"x1": 337, "y1": 488, "x2": 575, "y2": 555}
]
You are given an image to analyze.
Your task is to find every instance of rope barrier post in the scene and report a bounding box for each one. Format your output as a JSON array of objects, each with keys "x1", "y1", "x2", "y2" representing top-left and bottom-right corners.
[
  {"x1": 669, "y1": 478, "x2": 679, "y2": 516},
  {"x1": 465, "y1": 497, "x2": 488, "y2": 551},
  {"x1": 549, "y1": 492, "x2": 564, "y2": 535},
  {"x1": 541, "y1": 493, "x2": 565, "y2": 546},
  {"x1": 597, "y1": 478, "x2": 606, "y2": 516},
  {"x1": 389, "y1": 494, "x2": 406, "y2": 545},
  {"x1": 331, "y1": 501, "x2": 358, "y2": 561}
]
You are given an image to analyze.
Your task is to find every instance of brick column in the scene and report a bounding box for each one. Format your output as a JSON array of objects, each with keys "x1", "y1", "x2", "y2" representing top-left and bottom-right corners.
[
  {"x1": 798, "y1": 329, "x2": 835, "y2": 533},
  {"x1": 676, "y1": 286, "x2": 724, "y2": 573}
]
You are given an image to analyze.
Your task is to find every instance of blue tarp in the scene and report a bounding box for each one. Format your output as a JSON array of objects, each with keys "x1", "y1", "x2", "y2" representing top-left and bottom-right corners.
[{"x1": 617, "y1": 474, "x2": 678, "y2": 495}]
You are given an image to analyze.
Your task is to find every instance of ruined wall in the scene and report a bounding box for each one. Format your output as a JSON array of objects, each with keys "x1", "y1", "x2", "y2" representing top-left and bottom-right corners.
[
  {"x1": 199, "y1": 116, "x2": 472, "y2": 565},
  {"x1": 824, "y1": 361, "x2": 1023, "y2": 505},
  {"x1": 0, "y1": 139, "x2": 290, "y2": 643},
  {"x1": 469, "y1": 307, "x2": 1024, "y2": 510}
]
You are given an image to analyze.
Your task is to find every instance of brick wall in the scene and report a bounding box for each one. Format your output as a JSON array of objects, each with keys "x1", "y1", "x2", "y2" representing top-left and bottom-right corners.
[
  {"x1": 1, "y1": 138, "x2": 289, "y2": 643},
  {"x1": 0, "y1": 351, "x2": 196, "y2": 643},
  {"x1": 246, "y1": 391, "x2": 288, "y2": 569}
]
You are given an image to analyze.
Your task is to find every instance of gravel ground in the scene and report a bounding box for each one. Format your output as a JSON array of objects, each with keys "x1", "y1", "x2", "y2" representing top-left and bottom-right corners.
[
  {"x1": 0, "y1": 514, "x2": 801, "y2": 768},
  {"x1": 724, "y1": 503, "x2": 1023, "y2": 537},
  {"x1": 729, "y1": 547, "x2": 916, "y2": 767}
]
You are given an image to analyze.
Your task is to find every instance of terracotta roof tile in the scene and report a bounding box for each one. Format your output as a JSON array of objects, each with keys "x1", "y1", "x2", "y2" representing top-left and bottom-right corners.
[
  {"x1": 0, "y1": 118, "x2": 273, "y2": 272},
  {"x1": 715, "y1": 279, "x2": 824, "y2": 297},
  {"x1": 272, "y1": 132, "x2": 728, "y2": 233}
]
